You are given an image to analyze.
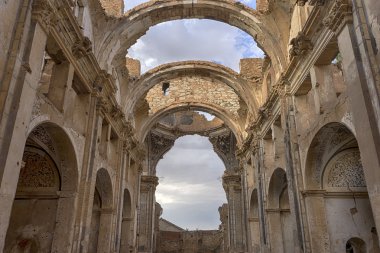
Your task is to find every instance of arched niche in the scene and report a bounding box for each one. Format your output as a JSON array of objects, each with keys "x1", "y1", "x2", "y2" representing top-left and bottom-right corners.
[
  {"x1": 89, "y1": 167, "x2": 114, "y2": 252},
  {"x1": 4, "y1": 122, "x2": 78, "y2": 253},
  {"x1": 249, "y1": 189, "x2": 260, "y2": 252},
  {"x1": 304, "y1": 122, "x2": 357, "y2": 190},
  {"x1": 303, "y1": 122, "x2": 379, "y2": 253},
  {"x1": 120, "y1": 189, "x2": 133, "y2": 253},
  {"x1": 266, "y1": 168, "x2": 295, "y2": 253}
]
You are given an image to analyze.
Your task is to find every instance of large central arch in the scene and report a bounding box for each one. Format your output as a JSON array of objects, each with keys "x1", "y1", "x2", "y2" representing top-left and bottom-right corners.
[
  {"x1": 94, "y1": 0, "x2": 288, "y2": 75},
  {"x1": 125, "y1": 61, "x2": 258, "y2": 118},
  {"x1": 138, "y1": 102, "x2": 244, "y2": 144}
]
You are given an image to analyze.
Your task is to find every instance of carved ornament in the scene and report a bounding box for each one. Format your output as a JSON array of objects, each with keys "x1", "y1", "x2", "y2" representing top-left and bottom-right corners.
[
  {"x1": 326, "y1": 150, "x2": 366, "y2": 188},
  {"x1": 210, "y1": 133, "x2": 232, "y2": 157},
  {"x1": 289, "y1": 32, "x2": 313, "y2": 57},
  {"x1": 140, "y1": 175, "x2": 159, "y2": 192},
  {"x1": 19, "y1": 150, "x2": 58, "y2": 189},
  {"x1": 32, "y1": 0, "x2": 58, "y2": 32},
  {"x1": 30, "y1": 126, "x2": 56, "y2": 154},
  {"x1": 93, "y1": 70, "x2": 109, "y2": 93},
  {"x1": 72, "y1": 37, "x2": 92, "y2": 59},
  {"x1": 323, "y1": 0, "x2": 353, "y2": 34},
  {"x1": 96, "y1": 97, "x2": 112, "y2": 113},
  {"x1": 150, "y1": 133, "x2": 175, "y2": 157}
]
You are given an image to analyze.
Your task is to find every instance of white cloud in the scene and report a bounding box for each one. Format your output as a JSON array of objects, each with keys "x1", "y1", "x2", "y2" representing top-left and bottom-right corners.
[
  {"x1": 128, "y1": 20, "x2": 264, "y2": 73},
  {"x1": 156, "y1": 135, "x2": 226, "y2": 230}
]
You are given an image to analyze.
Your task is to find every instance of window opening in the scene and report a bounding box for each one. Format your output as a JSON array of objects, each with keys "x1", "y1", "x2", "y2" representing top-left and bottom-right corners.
[{"x1": 162, "y1": 82, "x2": 170, "y2": 96}]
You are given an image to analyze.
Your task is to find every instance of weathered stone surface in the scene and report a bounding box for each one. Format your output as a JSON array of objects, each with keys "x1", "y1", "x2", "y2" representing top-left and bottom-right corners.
[{"x1": 1, "y1": 1, "x2": 380, "y2": 253}]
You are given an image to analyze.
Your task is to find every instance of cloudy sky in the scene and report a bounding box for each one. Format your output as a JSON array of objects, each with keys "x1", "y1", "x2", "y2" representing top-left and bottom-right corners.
[
  {"x1": 155, "y1": 135, "x2": 226, "y2": 230},
  {"x1": 122, "y1": 0, "x2": 261, "y2": 229},
  {"x1": 124, "y1": 0, "x2": 263, "y2": 73}
]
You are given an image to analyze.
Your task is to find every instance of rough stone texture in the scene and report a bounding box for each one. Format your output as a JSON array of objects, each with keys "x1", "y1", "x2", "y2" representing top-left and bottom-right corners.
[
  {"x1": 145, "y1": 76, "x2": 241, "y2": 119},
  {"x1": 98, "y1": 0, "x2": 124, "y2": 17},
  {"x1": 126, "y1": 57, "x2": 141, "y2": 80},
  {"x1": 1, "y1": 1, "x2": 380, "y2": 253},
  {"x1": 157, "y1": 224, "x2": 224, "y2": 253}
]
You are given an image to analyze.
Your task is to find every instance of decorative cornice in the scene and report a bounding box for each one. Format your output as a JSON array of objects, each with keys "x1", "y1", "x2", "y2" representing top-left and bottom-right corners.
[
  {"x1": 32, "y1": 0, "x2": 58, "y2": 33},
  {"x1": 323, "y1": 0, "x2": 353, "y2": 34},
  {"x1": 297, "y1": 0, "x2": 325, "y2": 6}
]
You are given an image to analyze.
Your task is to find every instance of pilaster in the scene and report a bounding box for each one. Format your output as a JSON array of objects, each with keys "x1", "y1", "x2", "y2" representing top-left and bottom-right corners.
[{"x1": 137, "y1": 175, "x2": 159, "y2": 253}]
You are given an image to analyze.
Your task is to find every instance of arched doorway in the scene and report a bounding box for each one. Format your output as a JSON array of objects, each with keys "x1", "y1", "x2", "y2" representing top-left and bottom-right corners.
[{"x1": 4, "y1": 123, "x2": 78, "y2": 253}]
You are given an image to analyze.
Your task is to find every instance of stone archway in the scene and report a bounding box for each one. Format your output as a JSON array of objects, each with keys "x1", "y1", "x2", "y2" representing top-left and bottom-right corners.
[
  {"x1": 93, "y1": 0, "x2": 289, "y2": 75},
  {"x1": 125, "y1": 61, "x2": 259, "y2": 118},
  {"x1": 138, "y1": 104, "x2": 244, "y2": 145},
  {"x1": 4, "y1": 122, "x2": 78, "y2": 253}
]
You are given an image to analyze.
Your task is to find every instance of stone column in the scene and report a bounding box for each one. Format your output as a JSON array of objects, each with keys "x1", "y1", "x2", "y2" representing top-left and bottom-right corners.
[
  {"x1": 223, "y1": 173, "x2": 248, "y2": 253},
  {"x1": 71, "y1": 95, "x2": 104, "y2": 253},
  {"x1": 121, "y1": 217, "x2": 134, "y2": 253},
  {"x1": 137, "y1": 175, "x2": 158, "y2": 253},
  {"x1": 0, "y1": 1, "x2": 51, "y2": 250},
  {"x1": 253, "y1": 144, "x2": 269, "y2": 252},
  {"x1": 332, "y1": 0, "x2": 380, "y2": 234},
  {"x1": 283, "y1": 95, "x2": 308, "y2": 253},
  {"x1": 97, "y1": 208, "x2": 114, "y2": 252},
  {"x1": 266, "y1": 209, "x2": 284, "y2": 253},
  {"x1": 119, "y1": 144, "x2": 132, "y2": 253},
  {"x1": 219, "y1": 204, "x2": 229, "y2": 253}
]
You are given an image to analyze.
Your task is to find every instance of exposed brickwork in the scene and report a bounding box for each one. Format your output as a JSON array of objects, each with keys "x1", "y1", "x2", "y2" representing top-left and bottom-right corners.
[
  {"x1": 99, "y1": 0, "x2": 124, "y2": 17},
  {"x1": 146, "y1": 76, "x2": 241, "y2": 119},
  {"x1": 256, "y1": 0, "x2": 269, "y2": 13},
  {"x1": 157, "y1": 230, "x2": 223, "y2": 253},
  {"x1": 239, "y1": 58, "x2": 263, "y2": 83},
  {"x1": 126, "y1": 57, "x2": 141, "y2": 80}
]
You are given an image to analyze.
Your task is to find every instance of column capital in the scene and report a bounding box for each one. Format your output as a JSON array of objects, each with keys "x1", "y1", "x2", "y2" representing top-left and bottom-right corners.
[
  {"x1": 222, "y1": 173, "x2": 241, "y2": 190},
  {"x1": 140, "y1": 175, "x2": 159, "y2": 192}
]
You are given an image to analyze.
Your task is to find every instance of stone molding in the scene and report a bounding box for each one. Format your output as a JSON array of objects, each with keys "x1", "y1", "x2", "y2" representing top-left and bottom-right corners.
[
  {"x1": 297, "y1": 0, "x2": 326, "y2": 6},
  {"x1": 323, "y1": 0, "x2": 353, "y2": 34}
]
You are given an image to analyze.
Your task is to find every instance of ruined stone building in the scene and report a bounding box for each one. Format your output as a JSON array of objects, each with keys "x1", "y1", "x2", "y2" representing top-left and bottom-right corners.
[{"x1": 1, "y1": 0, "x2": 380, "y2": 252}]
